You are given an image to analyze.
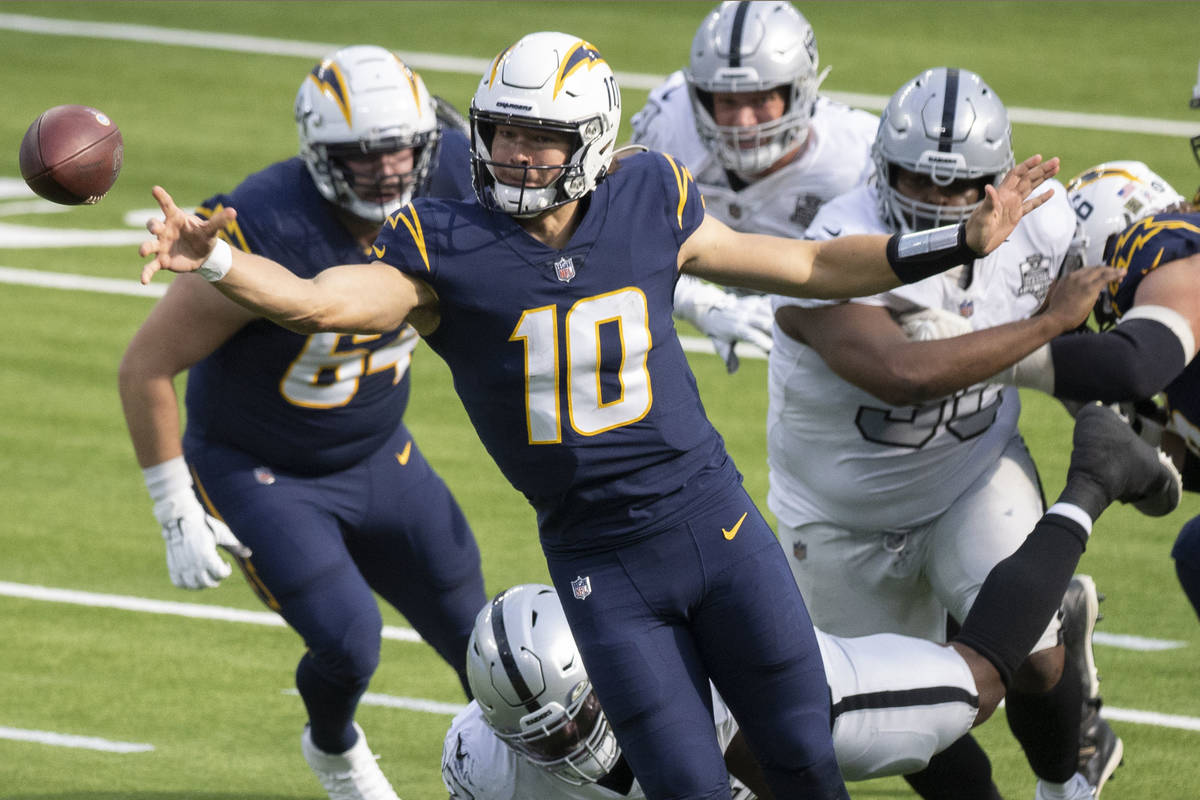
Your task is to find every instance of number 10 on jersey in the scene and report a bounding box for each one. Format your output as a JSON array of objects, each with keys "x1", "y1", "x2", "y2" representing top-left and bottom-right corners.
[{"x1": 509, "y1": 287, "x2": 652, "y2": 444}]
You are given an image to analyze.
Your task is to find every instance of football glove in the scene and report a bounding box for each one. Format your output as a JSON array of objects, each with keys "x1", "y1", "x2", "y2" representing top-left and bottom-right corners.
[
  {"x1": 674, "y1": 275, "x2": 773, "y2": 373},
  {"x1": 897, "y1": 306, "x2": 973, "y2": 341},
  {"x1": 143, "y1": 456, "x2": 250, "y2": 590}
]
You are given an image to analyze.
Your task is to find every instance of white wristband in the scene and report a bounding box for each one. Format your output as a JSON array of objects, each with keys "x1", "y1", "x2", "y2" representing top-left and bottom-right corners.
[
  {"x1": 197, "y1": 238, "x2": 234, "y2": 282},
  {"x1": 142, "y1": 455, "x2": 193, "y2": 503},
  {"x1": 989, "y1": 343, "x2": 1055, "y2": 393}
]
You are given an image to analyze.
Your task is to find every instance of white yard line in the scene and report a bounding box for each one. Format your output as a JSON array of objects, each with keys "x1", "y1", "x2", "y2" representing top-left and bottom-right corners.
[
  {"x1": 0, "y1": 726, "x2": 153, "y2": 753},
  {"x1": 4, "y1": 579, "x2": 1197, "y2": 735},
  {"x1": 0, "y1": 13, "x2": 1195, "y2": 137},
  {"x1": 0, "y1": 580, "x2": 421, "y2": 642}
]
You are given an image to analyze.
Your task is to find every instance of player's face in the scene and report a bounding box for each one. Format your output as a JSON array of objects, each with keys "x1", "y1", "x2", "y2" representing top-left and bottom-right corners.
[
  {"x1": 711, "y1": 88, "x2": 787, "y2": 132},
  {"x1": 340, "y1": 147, "x2": 417, "y2": 204},
  {"x1": 893, "y1": 166, "x2": 983, "y2": 208},
  {"x1": 490, "y1": 124, "x2": 573, "y2": 188}
]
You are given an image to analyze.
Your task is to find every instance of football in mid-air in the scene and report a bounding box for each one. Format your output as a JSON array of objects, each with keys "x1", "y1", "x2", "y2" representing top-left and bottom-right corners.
[{"x1": 19, "y1": 104, "x2": 123, "y2": 205}]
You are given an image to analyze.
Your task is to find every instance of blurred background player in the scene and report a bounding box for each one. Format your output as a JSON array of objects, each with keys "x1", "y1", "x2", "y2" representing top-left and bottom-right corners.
[
  {"x1": 631, "y1": 0, "x2": 878, "y2": 372},
  {"x1": 441, "y1": 409, "x2": 1179, "y2": 799},
  {"x1": 1019, "y1": 160, "x2": 1199, "y2": 623},
  {"x1": 118, "y1": 45, "x2": 485, "y2": 800},
  {"x1": 765, "y1": 66, "x2": 1123, "y2": 800},
  {"x1": 135, "y1": 28, "x2": 1065, "y2": 800}
]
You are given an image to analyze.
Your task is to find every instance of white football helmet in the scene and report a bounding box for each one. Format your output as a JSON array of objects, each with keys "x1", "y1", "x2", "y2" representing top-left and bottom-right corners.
[
  {"x1": 470, "y1": 32, "x2": 620, "y2": 217},
  {"x1": 873, "y1": 67, "x2": 1014, "y2": 232},
  {"x1": 686, "y1": 1, "x2": 827, "y2": 177},
  {"x1": 466, "y1": 584, "x2": 620, "y2": 785},
  {"x1": 296, "y1": 45, "x2": 439, "y2": 222},
  {"x1": 1065, "y1": 160, "x2": 1186, "y2": 270}
]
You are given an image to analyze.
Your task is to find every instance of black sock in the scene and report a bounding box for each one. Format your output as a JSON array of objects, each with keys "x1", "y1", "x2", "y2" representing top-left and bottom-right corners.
[
  {"x1": 1007, "y1": 667, "x2": 1083, "y2": 783},
  {"x1": 903, "y1": 734, "x2": 1002, "y2": 800},
  {"x1": 955, "y1": 515, "x2": 1087, "y2": 686}
]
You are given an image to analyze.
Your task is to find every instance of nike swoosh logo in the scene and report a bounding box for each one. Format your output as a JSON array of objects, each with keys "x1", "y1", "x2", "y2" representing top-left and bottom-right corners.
[
  {"x1": 395, "y1": 441, "x2": 412, "y2": 466},
  {"x1": 822, "y1": 226, "x2": 842, "y2": 237},
  {"x1": 455, "y1": 733, "x2": 467, "y2": 761},
  {"x1": 372, "y1": 244, "x2": 386, "y2": 259},
  {"x1": 722, "y1": 512, "x2": 749, "y2": 540}
]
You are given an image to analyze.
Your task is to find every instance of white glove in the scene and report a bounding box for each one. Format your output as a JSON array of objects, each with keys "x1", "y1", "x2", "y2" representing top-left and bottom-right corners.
[
  {"x1": 897, "y1": 307, "x2": 973, "y2": 341},
  {"x1": 144, "y1": 457, "x2": 250, "y2": 590},
  {"x1": 674, "y1": 275, "x2": 773, "y2": 373}
]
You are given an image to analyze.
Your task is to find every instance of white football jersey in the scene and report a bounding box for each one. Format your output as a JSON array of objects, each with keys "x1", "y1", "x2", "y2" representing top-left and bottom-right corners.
[
  {"x1": 767, "y1": 181, "x2": 1075, "y2": 530},
  {"x1": 631, "y1": 70, "x2": 878, "y2": 238},
  {"x1": 442, "y1": 687, "x2": 738, "y2": 800},
  {"x1": 441, "y1": 631, "x2": 982, "y2": 794}
]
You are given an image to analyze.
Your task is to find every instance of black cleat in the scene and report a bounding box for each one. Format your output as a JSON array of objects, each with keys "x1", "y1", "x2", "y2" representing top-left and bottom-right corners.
[
  {"x1": 1078, "y1": 701, "x2": 1124, "y2": 796},
  {"x1": 1061, "y1": 575, "x2": 1124, "y2": 796},
  {"x1": 1064, "y1": 404, "x2": 1182, "y2": 520}
]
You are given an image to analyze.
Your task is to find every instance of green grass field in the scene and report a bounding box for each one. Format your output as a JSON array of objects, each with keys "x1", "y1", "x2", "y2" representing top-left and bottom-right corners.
[{"x1": 1, "y1": 2, "x2": 1198, "y2": 798}]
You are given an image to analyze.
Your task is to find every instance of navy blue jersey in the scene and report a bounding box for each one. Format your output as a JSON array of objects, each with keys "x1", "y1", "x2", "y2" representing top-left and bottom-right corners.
[
  {"x1": 185, "y1": 143, "x2": 472, "y2": 475},
  {"x1": 373, "y1": 152, "x2": 738, "y2": 551},
  {"x1": 1107, "y1": 212, "x2": 1200, "y2": 449}
]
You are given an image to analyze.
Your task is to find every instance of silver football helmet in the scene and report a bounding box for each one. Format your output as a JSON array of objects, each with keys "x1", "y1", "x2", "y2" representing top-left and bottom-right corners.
[
  {"x1": 1065, "y1": 160, "x2": 1186, "y2": 270},
  {"x1": 466, "y1": 584, "x2": 620, "y2": 785},
  {"x1": 686, "y1": 1, "x2": 827, "y2": 177},
  {"x1": 295, "y1": 45, "x2": 439, "y2": 222},
  {"x1": 873, "y1": 67, "x2": 1014, "y2": 231},
  {"x1": 470, "y1": 32, "x2": 620, "y2": 217}
]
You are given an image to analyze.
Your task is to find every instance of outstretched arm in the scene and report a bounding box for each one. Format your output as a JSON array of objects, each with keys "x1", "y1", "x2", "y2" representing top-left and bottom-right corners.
[
  {"x1": 679, "y1": 154, "x2": 1060, "y2": 298},
  {"x1": 138, "y1": 186, "x2": 434, "y2": 334}
]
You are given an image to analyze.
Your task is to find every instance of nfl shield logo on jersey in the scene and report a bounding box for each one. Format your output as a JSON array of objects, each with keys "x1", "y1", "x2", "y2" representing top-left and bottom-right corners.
[
  {"x1": 571, "y1": 575, "x2": 592, "y2": 600},
  {"x1": 553, "y1": 256, "x2": 576, "y2": 283},
  {"x1": 253, "y1": 466, "x2": 276, "y2": 485}
]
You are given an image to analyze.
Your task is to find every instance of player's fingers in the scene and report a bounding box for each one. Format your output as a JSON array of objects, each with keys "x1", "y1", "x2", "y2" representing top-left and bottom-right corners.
[
  {"x1": 1023, "y1": 189, "x2": 1054, "y2": 214},
  {"x1": 211, "y1": 205, "x2": 237, "y2": 230},
  {"x1": 140, "y1": 259, "x2": 162, "y2": 285},
  {"x1": 150, "y1": 185, "x2": 177, "y2": 215}
]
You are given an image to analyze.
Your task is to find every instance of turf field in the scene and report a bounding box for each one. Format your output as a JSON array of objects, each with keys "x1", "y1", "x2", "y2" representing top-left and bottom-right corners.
[{"x1": 1, "y1": 2, "x2": 1198, "y2": 797}]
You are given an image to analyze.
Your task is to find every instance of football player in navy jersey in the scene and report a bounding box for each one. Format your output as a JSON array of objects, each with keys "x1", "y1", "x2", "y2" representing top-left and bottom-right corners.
[
  {"x1": 119, "y1": 45, "x2": 484, "y2": 800},
  {"x1": 1004, "y1": 161, "x2": 1200, "y2": 625},
  {"x1": 136, "y1": 31, "x2": 1062, "y2": 800},
  {"x1": 441, "y1": 401, "x2": 1181, "y2": 800}
]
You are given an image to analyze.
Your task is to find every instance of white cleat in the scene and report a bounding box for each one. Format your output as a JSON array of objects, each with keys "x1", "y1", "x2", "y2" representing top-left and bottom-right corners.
[
  {"x1": 302, "y1": 722, "x2": 401, "y2": 800},
  {"x1": 1034, "y1": 772, "x2": 1097, "y2": 800}
]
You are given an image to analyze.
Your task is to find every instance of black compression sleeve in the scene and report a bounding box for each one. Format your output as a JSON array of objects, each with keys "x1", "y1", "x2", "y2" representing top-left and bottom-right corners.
[
  {"x1": 954, "y1": 515, "x2": 1088, "y2": 687},
  {"x1": 1050, "y1": 318, "x2": 1187, "y2": 402},
  {"x1": 886, "y1": 223, "x2": 978, "y2": 284}
]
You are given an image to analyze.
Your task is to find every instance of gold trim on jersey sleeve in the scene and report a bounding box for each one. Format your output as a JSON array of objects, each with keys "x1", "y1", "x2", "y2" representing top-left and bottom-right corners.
[
  {"x1": 661, "y1": 153, "x2": 695, "y2": 230},
  {"x1": 385, "y1": 204, "x2": 431, "y2": 271}
]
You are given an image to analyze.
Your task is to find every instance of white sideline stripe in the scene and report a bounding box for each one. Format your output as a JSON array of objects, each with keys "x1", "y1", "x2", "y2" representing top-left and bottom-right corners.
[
  {"x1": 0, "y1": 726, "x2": 153, "y2": 753},
  {"x1": 0, "y1": 265, "x2": 165, "y2": 297},
  {"x1": 1, "y1": 577, "x2": 1186, "y2": 654},
  {"x1": 0, "y1": 13, "x2": 1194, "y2": 138},
  {"x1": 283, "y1": 689, "x2": 468, "y2": 717},
  {"x1": 0, "y1": 264, "x2": 752, "y2": 362},
  {"x1": 0, "y1": 581, "x2": 423, "y2": 643},
  {"x1": 1093, "y1": 630, "x2": 1187, "y2": 651},
  {"x1": 1103, "y1": 705, "x2": 1200, "y2": 732}
]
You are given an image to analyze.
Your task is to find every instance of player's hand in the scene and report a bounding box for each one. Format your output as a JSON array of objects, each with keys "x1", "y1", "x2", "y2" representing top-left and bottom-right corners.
[
  {"x1": 152, "y1": 486, "x2": 250, "y2": 590},
  {"x1": 139, "y1": 186, "x2": 237, "y2": 284},
  {"x1": 1039, "y1": 265, "x2": 1125, "y2": 332},
  {"x1": 965, "y1": 154, "x2": 1061, "y2": 256},
  {"x1": 703, "y1": 293, "x2": 774, "y2": 373}
]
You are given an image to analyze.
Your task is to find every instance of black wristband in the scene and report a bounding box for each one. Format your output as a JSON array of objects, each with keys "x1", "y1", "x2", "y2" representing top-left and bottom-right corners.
[{"x1": 886, "y1": 223, "x2": 978, "y2": 284}]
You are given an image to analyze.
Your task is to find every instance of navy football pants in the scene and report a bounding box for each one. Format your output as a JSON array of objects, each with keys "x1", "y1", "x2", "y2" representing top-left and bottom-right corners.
[
  {"x1": 546, "y1": 482, "x2": 847, "y2": 800},
  {"x1": 188, "y1": 424, "x2": 486, "y2": 752}
]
